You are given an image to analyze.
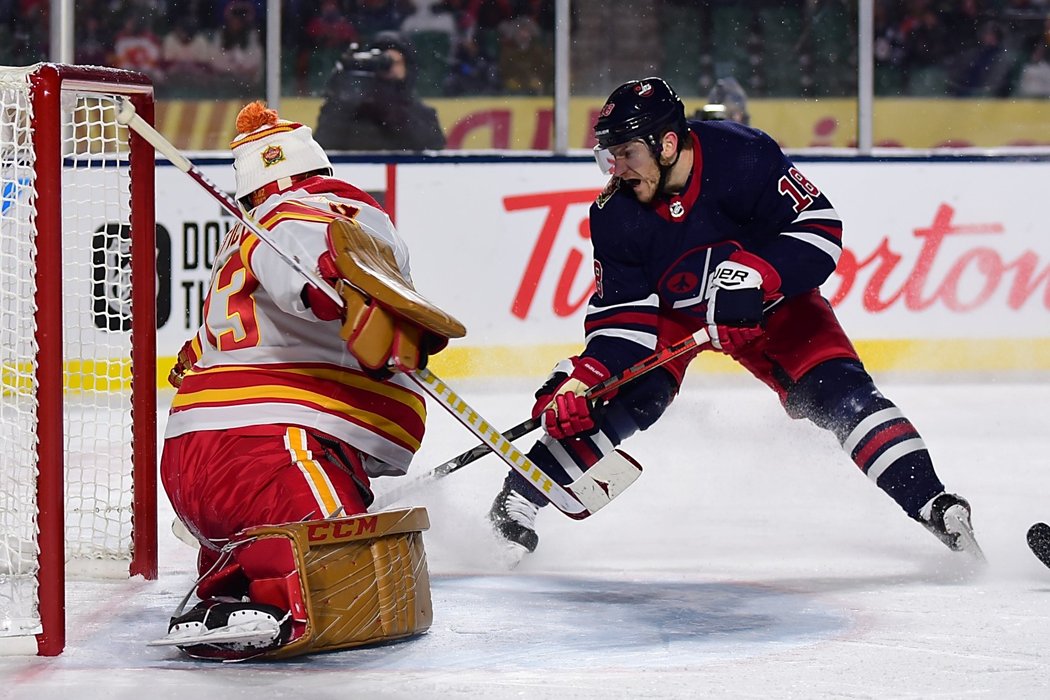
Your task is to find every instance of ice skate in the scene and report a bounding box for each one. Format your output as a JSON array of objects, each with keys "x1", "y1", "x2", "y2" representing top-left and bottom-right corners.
[
  {"x1": 488, "y1": 483, "x2": 540, "y2": 564},
  {"x1": 919, "y1": 493, "x2": 986, "y2": 562},
  {"x1": 150, "y1": 598, "x2": 293, "y2": 660}
]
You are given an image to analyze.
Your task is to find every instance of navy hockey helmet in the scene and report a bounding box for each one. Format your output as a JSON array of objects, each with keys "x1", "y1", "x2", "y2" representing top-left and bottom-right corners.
[{"x1": 594, "y1": 77, "x2": 688, "y2": 153}]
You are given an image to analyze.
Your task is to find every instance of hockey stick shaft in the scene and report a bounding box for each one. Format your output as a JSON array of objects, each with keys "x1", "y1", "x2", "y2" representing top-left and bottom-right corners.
[
  {"x1": 114, "y1": 97, "x2": 343, "y2": 308},
  {"x1": 372, "y1": 328, "x2": 710, "y2": 510},
  {"x1": 408, "y1": 368, "x2": 595, "y2": 518}
]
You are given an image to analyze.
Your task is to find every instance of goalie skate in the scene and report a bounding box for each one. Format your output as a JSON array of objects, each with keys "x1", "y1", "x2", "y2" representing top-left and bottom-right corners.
[
  {"x1": 149, "y1": 599, "x2": 293, "y2": 660},
  {"x1": 919, "y1": 493, "x2": 986, "y2": 562}
]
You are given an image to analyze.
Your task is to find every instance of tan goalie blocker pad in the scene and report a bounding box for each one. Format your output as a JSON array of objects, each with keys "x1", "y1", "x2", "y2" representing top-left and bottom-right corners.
[
  {"x1": 244, "y1": 507, "x2": 433, "y2": 659},
  {"x1": 328, "y1": 218, "x2": 466, "y2": 371}
]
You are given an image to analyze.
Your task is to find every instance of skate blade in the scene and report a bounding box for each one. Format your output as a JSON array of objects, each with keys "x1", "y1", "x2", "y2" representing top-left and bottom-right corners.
[
  {"x1": 944, "y1": 506, "x2": 986, "y2": 563},
  {"x1": 148, "y1": 622, "x2": 280, "y2": 648}
]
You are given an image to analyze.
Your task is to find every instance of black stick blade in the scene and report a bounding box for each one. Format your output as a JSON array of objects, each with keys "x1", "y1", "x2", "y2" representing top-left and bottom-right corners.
[{"x1": 1027, "y1": 522, "x2": 1050, "y2": 568}]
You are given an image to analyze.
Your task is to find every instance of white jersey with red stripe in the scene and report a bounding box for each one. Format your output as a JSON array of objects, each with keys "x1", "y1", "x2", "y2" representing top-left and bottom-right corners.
[{"x1": 164, "y1": 176, "x2": 424, "y2": 477}]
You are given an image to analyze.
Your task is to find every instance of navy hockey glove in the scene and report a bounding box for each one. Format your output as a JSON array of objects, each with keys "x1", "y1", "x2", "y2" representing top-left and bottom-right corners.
[
  {"x1": 532, "y1": 356, "x2": 612, "y2": 440},
  {"x1": 706, "y1": 251, "x2": 782, "y2": 356}
]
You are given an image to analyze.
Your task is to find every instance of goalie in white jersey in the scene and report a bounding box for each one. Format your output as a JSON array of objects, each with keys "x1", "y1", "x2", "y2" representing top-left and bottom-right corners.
[{"x1": 156, "y1": 102, "x2": 464, "y2": 660}]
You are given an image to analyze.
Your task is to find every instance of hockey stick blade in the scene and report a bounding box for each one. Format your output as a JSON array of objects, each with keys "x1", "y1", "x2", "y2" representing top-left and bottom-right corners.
[
  {"x1": 1027, "y1": 522, "x2": 1050, "y2": 569},
  {"x1": 409, "y1": 368, "x2": 638, "y2": 519}
]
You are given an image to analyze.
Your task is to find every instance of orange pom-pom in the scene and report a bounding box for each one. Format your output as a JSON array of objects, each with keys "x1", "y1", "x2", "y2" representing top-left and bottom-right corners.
[{"x1": 235, "y1": 101, "x2": 279, "y2": 135}]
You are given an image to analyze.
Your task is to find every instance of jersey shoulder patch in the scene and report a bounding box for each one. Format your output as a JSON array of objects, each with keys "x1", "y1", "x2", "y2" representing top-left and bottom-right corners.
[{"x1": 595, "y1": 177, "x2": 619, "y2": 209}]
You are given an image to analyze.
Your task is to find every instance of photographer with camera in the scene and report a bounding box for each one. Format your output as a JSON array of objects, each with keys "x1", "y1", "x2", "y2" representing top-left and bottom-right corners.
[{"x1": 314, "y1": 31, "x2": 446, "y2": 152}]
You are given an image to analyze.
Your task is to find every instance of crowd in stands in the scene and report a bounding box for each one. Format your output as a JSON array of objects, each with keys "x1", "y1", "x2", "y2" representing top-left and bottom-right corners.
[
  {"x1": 874, "y1": 0, "x2": 1050, "y2": 97},
  {"x1": 2, "y1": 0, "x2": 1049, "y2": 99},
  {"x1": 0, "y1": 0, "x2": 558, "y2": 98}
]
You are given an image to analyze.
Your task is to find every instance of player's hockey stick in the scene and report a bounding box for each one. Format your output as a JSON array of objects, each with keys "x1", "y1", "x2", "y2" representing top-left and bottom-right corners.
[
  {"x1": 116, "y1": 96, "x2": 629, "y2": 519},
  {"x1": 406, "y1": 368, "x2": 641, "y2": 519},
  {"x1": 372, "y1": 328, "x2": 711, "y2": 510}
]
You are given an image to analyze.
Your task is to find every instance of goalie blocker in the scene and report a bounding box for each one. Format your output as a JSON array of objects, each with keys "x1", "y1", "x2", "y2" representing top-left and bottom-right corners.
[{"x1": 152, "y1": 508, "x2": 433, "y2": 660}]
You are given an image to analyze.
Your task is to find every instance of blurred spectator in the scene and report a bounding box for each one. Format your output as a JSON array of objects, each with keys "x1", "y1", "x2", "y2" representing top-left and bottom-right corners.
[
  {"x1": 1016, "y1": 15, "x2": 1050, "y2": 96},
  {"x1": 75, "y1": 15, "x2": 112, "y2": 66},
  {"x1": 897, "y1": 0, "x2": 951, "y2": 93},
  {"x1": 694, "y1": 77, "x2": 751, "y2": 125},
  {"x1": 443, "y1": 30, "x2": 500, "y2": 95},
  {"x1": 350, "y1": 0, "x2": 413, "y2": 40},
  {"x1": 307, "y1": 0, "x2": 359, "y2": 50},
  {"x1": 212, "y1": 0, "x2": 263, "y2": 90},
  {"x1": 162, "y1": 18, "x2": 213, "y2": 84},
  {"x1": 314, "y1": 31, "x2": 446, "y2": 151},
  {"x1": 946, "y1": 20, "x2": 1014, "y2": 96},
  {"x1": 496, "y1": 14, "x2": 550, "y2": 94},
  {"x1": 401, "y1": 0, "x2": 457, "y2": 38},
  {"x1": 112, "y1": 14, "x2": 164, "y2": 79}
]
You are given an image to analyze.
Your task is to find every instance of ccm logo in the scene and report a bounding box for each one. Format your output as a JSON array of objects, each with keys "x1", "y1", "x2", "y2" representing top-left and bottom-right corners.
[{"x1": 307, "y1": 517, "x2": 378, "y2": 542}]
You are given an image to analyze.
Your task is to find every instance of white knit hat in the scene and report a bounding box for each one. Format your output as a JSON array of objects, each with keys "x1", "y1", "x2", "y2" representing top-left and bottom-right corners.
[{"x1": 230, "y1": 101, "x2": 332, "y2": 201}]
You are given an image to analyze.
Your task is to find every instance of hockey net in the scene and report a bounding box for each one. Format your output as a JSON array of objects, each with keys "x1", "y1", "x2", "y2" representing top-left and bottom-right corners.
[{"x1": 0, "y1": 64, "x2": 157, "y2": 655}]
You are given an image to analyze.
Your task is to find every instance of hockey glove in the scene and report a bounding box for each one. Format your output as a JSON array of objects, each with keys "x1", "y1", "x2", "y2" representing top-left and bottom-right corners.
[
  {"x1": 532, "y1": 356, "x2": 612, "y2": 440},
  {"x1": 705, "y1": 251, "x2": 782, "y2": 356},
  {"x1": 168, "y1": 338, "x2": 200, "y2": 389}
]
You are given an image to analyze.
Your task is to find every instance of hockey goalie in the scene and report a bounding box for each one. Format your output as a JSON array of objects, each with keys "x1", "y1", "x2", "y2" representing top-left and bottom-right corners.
[{"x1": 155, "y1": 102, "x2": 465, "y2": 660}]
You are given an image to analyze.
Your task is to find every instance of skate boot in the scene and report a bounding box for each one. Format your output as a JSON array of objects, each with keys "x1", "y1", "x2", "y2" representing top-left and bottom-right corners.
[
  {"x1": 488, "y1": 483, "x2": 540, "y2": 556},
  {"x1": 919, "y1": 493, "x2": 986, "y2": 562},
  {"x1": 150, "y1": 598, "x2": 293, "y2": 660}
]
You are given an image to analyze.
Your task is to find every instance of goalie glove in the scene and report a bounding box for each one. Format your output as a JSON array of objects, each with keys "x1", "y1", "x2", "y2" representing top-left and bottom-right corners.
[
  {"x1": 305, "y1": 219, "x2": 466, "y2": 374},
  {"x1": 705, "y1": 251, "x2": 782, "y2": 356},
  {"x1": 532, "y1": 356, "x2": 612, "y2": 440}
]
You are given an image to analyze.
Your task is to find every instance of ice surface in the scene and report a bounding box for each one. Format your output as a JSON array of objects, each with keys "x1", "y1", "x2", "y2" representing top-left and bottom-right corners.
[{"x1": 1, "y1": 376, "x2": 1049, "y2": 699}]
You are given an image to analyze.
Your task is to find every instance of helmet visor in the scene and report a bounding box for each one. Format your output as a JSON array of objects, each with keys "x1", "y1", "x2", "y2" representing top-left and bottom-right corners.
[
  {"x1": 593, "y1": 145, "x2": 615, "y2": 175},
  {"x1": 592, "y1": 140, "x2": 652, "y2": 176}
]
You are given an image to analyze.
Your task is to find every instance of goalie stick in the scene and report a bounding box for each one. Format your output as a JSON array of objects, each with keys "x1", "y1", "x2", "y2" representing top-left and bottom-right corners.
[
  {"x1": 371, "y1": 328, "x2": 711, "y2": 511},
  {"x1": 116, "y1": 97, "x2": 629, "y2": 519},
  {"x1": 1027, "y1": 522, "x2": 1050, "y2": 569}
]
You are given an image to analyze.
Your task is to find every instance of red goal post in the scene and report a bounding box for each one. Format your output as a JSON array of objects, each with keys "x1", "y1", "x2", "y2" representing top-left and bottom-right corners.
[{"x1": 0, "y1": 63, "x2": 157, "y2": 656}]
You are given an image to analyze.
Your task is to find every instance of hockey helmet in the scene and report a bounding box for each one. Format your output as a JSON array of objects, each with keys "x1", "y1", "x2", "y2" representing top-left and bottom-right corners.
[{"x1": 594, "y1": 77, "x2": 687, "y2": 151}]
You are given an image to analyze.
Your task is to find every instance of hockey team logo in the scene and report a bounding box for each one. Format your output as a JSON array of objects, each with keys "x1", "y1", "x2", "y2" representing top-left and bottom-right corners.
[
  {"x1": 635, "y1": 83, "x2": 653, "y2": 97},
  {"x1": 261, "y1": 145, "x2": 285, "y2": 167},
  {"x1": 669, "y1": 200, "x2": 685, "y2": 220}
]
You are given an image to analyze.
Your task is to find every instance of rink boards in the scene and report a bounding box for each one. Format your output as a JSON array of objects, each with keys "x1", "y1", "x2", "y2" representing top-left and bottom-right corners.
[{"x1": 152, "y1": 153, "x2": 1050, "y2": 382}]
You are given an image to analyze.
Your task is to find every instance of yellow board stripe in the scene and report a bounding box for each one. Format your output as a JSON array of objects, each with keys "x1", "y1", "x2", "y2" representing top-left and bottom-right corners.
[{"x1": 284, "y1": 426, "x2": 342, "y2": 518}]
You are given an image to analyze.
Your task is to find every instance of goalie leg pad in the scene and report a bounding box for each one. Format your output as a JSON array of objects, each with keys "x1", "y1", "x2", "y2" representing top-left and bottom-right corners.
[{"x1": 247, "y1": 507, "x2": 433, "y2": 660}]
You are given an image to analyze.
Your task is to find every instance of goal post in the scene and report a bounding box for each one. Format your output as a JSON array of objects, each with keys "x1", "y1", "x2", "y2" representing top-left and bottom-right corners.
[{"x1": 0, "y1": 63, "x2": 158, "y2": 656}]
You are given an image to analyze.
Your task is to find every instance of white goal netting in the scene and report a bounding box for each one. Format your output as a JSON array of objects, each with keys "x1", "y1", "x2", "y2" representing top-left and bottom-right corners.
[{"x1": 0, "y1": 65, "x2": 143, "y2": 640}]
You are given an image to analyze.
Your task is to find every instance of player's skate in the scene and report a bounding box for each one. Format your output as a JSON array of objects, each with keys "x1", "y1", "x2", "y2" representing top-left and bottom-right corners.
[
  {"x1": 919, "y1": 492, "x2": 986, "y2": 562},
  {"x1": 488, "y1": 483, "x2": 540, "y2": 564},
  {"x1": 150, "y1": 598, "x2": 293, "y2": 661}
]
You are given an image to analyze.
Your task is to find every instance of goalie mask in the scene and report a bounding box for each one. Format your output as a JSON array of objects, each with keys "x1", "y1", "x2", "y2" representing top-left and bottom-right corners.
[{"x1": 230, "y1": 101, "x2": 333, "y2": 206}]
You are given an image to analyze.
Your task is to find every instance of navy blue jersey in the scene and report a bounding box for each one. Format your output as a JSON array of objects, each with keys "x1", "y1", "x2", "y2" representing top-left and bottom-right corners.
[{"x1": 582, "y1": 119, "x2": 843, "y2": 376}]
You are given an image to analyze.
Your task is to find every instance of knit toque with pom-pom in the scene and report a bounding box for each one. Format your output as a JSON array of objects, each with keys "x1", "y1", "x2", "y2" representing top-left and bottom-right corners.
[{"x1": 230, "y1": 101, "x2": 332, "y2": 201}]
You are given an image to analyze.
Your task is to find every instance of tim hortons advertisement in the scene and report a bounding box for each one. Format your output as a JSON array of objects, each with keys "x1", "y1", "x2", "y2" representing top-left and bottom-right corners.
[{"x1": 152, "y1": 158, "x2": 1050, "y2": 379}]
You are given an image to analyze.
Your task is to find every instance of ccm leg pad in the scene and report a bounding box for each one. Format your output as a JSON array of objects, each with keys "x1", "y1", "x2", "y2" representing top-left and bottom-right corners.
[{"x1": 247, "y1": 507, "x2": 433, "y2": 659}]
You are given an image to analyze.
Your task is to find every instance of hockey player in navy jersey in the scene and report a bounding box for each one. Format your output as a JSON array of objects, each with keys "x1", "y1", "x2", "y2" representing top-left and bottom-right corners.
[{"x1": 487, "y1": 77, "x2": 984, "y2": 564}]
